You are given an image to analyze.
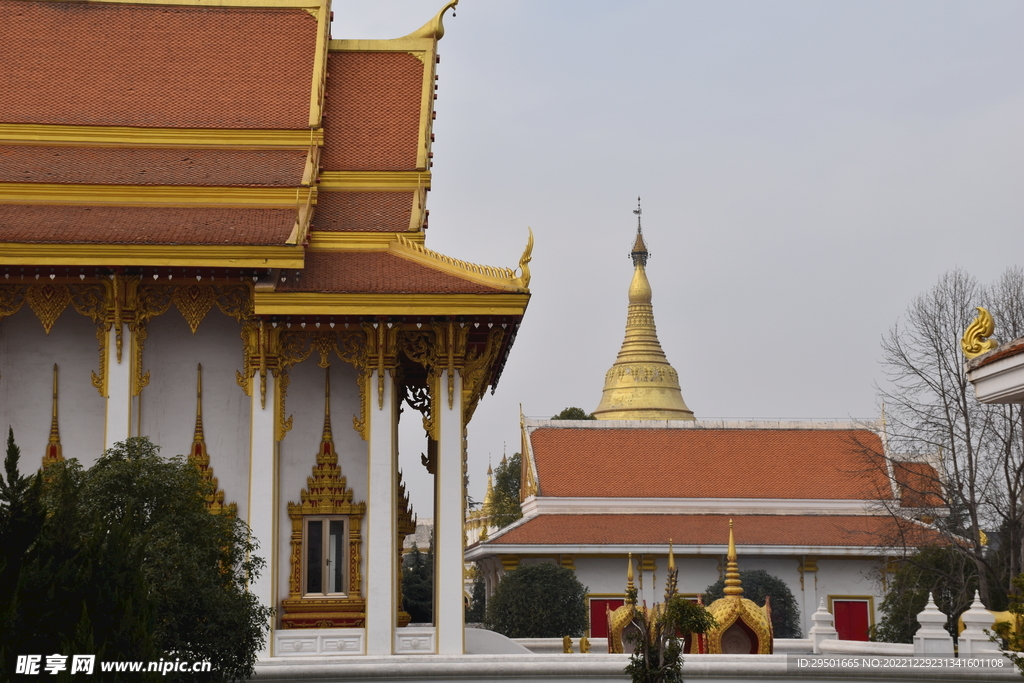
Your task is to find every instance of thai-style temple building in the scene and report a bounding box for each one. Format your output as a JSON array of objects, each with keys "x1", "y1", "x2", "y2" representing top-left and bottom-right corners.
[
  {"x1": 0, "y1": 0, "x2": 531, "y2": 657},
  {"x1": 467, "y1": 220, "x2": 941, "y2": 643}
]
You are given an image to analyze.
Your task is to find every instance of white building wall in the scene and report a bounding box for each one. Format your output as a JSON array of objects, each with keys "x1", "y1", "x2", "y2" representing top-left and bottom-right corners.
[
  {"x1": 276, "y1": 358, "x2": 366, "y2": 618},
  {"x1": 138, "y1": 312, "x2": 251, "y2": 520},
  {"x1": 0, "y1": 306, "x2": 105, "y2": 469}
]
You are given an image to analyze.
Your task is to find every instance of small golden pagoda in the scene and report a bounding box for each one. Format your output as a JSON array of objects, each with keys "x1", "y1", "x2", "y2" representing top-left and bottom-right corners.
[
  {"x1": 702, "y1": 520, "x2": 773, "y2": 654},
  {"x1": 593, "y1": 203, "x2": 695, "y2": 420}
]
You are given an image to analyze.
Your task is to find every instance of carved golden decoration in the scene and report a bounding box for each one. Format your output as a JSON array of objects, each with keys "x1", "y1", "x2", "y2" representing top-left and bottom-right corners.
[
  {"x1": 282, "y1": 368, "x2": 367, "y2": 629},
  {"x1": 0, "y1": 285, "x2": 26, "y2": 323},
  {"x1": 461, "y1": 327, "x2": 504, "y2": 423},
  {"x1": 171, "y1": 284, "x2": 215, "y2": 334},
  {"x1": 42, "y1": 364, "x2": 63, "y2": 468},
  {"x1": 190, "y1": 364, "x2": 236, "y2": 516},
  {"x1": 962, "y1": 306, "x2": 999, "y2": 359},
  {"x1": 276, "y1": 370, "x2": 293, "y2": 442},
  {"x1": 25, "y1": 283, "x2": 71, "y2": 334},
  {"x1": 131, "y1": 283, "x2": 172, "y2": 396}
]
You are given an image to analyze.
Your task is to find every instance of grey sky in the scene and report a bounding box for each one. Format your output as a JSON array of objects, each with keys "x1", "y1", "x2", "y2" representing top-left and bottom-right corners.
[{"x1": 334, "y1": 1, "x2": 1024, "y2": 517}]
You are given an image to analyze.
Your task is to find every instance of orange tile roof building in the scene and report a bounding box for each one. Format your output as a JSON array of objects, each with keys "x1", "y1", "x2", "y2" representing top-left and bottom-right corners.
[
  {"x1": 466, "y1": 225, "x2": 940, "y2": 642},
  {"x1": 0, "y1": 0, "x2": 528, "y2": 658}
]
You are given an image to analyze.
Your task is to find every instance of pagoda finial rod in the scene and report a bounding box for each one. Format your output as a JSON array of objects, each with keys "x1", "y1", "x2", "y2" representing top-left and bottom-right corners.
[
  {"x1": 193, "y1": 363, "x2": 205, "y2": 443},
  {"x1": 44, "y1": 364, "x2": 63, "y2": 467}
]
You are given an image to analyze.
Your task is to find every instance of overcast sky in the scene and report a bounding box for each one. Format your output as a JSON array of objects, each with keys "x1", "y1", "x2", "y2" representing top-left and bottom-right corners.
[{"x1": 333, "y1": 1, "x2": 1024, "y2": 517}]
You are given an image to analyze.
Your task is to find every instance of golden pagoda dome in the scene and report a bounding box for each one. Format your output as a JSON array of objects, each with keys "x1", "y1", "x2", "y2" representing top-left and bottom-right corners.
[
  {"x1": 593, "y1": 203, "x2": 695, "y2": 420},
  {"x1": 703, "y1": 520, "x2": 774, "y2": 654}
]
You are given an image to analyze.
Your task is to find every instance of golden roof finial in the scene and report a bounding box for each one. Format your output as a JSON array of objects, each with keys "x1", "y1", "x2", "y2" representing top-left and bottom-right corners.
[
  {"x1": 724, "y1": 519, "x2": 743, "y2": 598},
  {"x1": 668, "y1": 539, "x2": 675, "y2": 572},
  {"x1": 43, "y1": 363, "x2": 63, "y2": 467},
  {"x1": 593, "y1": 204, "x2": 695, "y2": 421},
  {"x1": 962, "y1": 306, "x2": 999, "y2": 359}
]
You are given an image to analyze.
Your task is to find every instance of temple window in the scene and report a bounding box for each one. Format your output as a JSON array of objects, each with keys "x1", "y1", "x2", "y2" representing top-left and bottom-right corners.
[{"x1": 304, "y1": 516, "x2": 349, "y2": 596}]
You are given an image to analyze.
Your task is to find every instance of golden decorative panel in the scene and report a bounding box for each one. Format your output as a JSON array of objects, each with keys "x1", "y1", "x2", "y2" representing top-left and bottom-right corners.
[{"x1": 25, "y1": 283, "x2": 72, "y2": 334}]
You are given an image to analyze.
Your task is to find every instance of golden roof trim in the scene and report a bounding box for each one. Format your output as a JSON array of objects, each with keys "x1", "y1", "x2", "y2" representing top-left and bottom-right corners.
[
  {"x1": 0, "y1": 242, "x2": 304, "y2": 268},
  {"x1": 0, "y1": 182, "x2": 316, "y2": 208},
  {"x1": 388, "y1": 231, "x2": 531, "y2": 293},
  {"x1": 254, "y1": 291, "x2": 530, "y2": 317},
  {"x1": 0, "y1": 123, "x2": 324, "y2": 149},
  {"x1": 307, "y1": 231, "x2": 425, "y2": 251},
  {"x1": 317, "y1": 171, "x2": 431, "y2": 191}
]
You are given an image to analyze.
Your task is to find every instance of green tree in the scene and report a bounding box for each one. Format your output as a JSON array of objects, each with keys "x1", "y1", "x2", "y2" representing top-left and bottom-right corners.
[
  {"x1": 1, "y1": 437, "x2": 271, "y2": 682},
  {"x1": 870, "y1": 546, "x2": 985, "y2": 643},
  {"x1": 552, "y1": 407, "x2": 595, "y2": 420},
  {"x1": 465, "y1": 569, "x2": 486, "y2": 623},
  {"x1": 624, "y1": 583, "x2": 717, "y2": 683},
  {"x1": 484, "y1": 563, "x2": 588, "y2": 638},
  {"x1": 402, "y1": 540, "x2": 433, "y2": 624},
  {"x1": 703, "y1": 570, "x2": 801, "y2": 638},
  {"x1": 490, "y1": 452, "x2": 523, "y2": 529},
  {"x1": 878, "y1": 268, "x2": 1024, "y2": 604}
]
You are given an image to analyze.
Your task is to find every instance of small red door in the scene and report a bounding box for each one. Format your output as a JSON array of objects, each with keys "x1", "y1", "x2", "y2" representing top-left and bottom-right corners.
[
  {"x1": 833, "y1": 600, "x2": 869, "y2": 641},
  {"x1": 590, "y1": 598, "x2": 625, "y2": 638}
]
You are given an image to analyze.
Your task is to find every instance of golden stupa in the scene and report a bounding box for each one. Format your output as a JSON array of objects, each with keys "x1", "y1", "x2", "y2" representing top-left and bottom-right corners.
[
  {"x1": 702, "y1": 520, "x2": 774, "y2": 654},
  {"x1": 593, "y1": 205, "x2": 695, "y2": 420}
]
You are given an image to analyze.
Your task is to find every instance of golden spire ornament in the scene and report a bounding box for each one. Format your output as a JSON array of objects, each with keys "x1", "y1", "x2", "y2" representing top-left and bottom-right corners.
[
  {"x1": 593, "y1": 199, "x2": 695, "y2": 420},
  {"x1": 190, "y1": 364, "x2": 236, "y2": 516},
  {"x1": 724, "y1": 519, "x2": 743, "y2": 598},
  {"x1": 43, "y1": 364, "x2": 63, "y2": 468}
]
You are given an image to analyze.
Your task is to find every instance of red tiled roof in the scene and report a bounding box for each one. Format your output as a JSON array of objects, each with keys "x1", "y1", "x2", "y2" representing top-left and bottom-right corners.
[
  {"x1": 894, "y1": 462, "x2": 944, "y2": 509},
  {"x1": 275, "y1": 250, "x2": 508, "y2": 294},
  {"x1": 0, "y1": 1, "x2": 317, "y2": 129},
  {"x1": 0, "y1": 204, "x2": 295, "y2": 245},
  {"x1": 530, "y1": 428, "x2": 892, "y2": 500},
  {"x1": 486, "y1": 514, "x2": 941, "y2": 548},
  {"x1": 311, "y1": 191, "x2": 414, "y2": 231},
  {"x1": 321, "y1": 52, "x2": 423, "y2": 171},
  {"x1": 0, "y1": 146, "x2": 309, "y2": 186}
]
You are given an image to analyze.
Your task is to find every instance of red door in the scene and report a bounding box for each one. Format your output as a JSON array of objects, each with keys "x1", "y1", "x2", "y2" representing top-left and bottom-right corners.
[
  {"x1": 833, "y1": 600, "x2": 869, "y2": 641},
  {"x1": 590, "y1": 598, "x2": 625, "y2": 638}
]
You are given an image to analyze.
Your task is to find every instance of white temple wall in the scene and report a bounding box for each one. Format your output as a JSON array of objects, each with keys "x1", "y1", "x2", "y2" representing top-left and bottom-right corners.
[
  {"x1": 138, "y1": 312, "x2": 251, "y2": 520},
  {"x1": 0, "y1": 306, "x2": 105, "y2": 468},
  {"x1": 277, "y1": 358, "x2": 366, "y2": 615}
]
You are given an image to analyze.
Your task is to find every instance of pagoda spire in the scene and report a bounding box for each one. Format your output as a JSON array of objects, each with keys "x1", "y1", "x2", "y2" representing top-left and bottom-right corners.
[
  {"x1": 593, "y1": 202, "x2": 695, "y2": 420},
  {"x1": 43, "y1": 364, "x2": 63, "y2": 467}
]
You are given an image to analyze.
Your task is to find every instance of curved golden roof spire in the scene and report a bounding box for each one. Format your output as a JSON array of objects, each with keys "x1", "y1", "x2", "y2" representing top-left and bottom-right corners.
[{"x1": 593, "y1": 201, "x2": 695, "y2": 420}]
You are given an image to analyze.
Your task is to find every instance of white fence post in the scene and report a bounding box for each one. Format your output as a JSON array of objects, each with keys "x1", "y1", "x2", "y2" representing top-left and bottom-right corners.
[
  {"x1": 958, "y1": 591, "x2": 1001, "y2": 656},
  {"x1": 913, "y1": 592, "x2": 953, "y2": 655},
  {"x1": 808, "y1": 598, "x2": 838, "y2": 654}
]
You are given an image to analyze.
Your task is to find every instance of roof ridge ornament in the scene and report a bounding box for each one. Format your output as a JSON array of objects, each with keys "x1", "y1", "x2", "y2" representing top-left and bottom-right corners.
[
  {"x1": 961, "y1": 306, "x2": 998, "y2": 359},
  {"x1": 404, "y1": 0, "x2": 459, "y2": 40}
]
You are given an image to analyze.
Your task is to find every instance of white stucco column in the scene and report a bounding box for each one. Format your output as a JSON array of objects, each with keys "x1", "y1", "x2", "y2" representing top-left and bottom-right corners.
[
  {"x1": 435, "y1": 370, "x2": 464, "y2": 655},
  {"x1": 249, "y1": 371, "x2": 277, "y2": 657},
  {"x1": 365, "y1": 369, "x2": 398, "y2": 655},
  {"x1": 104, "y1": 324, "x2": 131, "y2": 448}
]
